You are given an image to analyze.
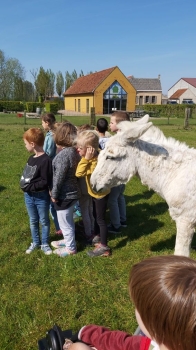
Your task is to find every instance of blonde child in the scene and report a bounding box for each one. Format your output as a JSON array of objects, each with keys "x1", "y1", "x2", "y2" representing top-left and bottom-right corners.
[
  {"x1": 65, "y1": 255, "x2": 196, "y2": 350},
  {"x1": 50, "y1": 122, "x2": 80, "y2": 257},
  {"x1": 41, "y1": 113, "x2": 62, "y2": 236},
  {"x1": 20, "y1": 128, "x2": 53, "y2": 255},
  {"x1": 75, "y1": 130, "x2": 110, "y2": 257},
  {"x1": 76, "y1": 125, "x2": 95, "y2": 242},
  {"x1": 107, "y1": 111, "x2": 130, "y2": 234}
]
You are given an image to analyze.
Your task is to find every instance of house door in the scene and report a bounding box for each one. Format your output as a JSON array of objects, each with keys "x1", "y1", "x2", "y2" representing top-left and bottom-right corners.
[{"x1": 139, "y1": 96, "x2": 143, "y2": 105}]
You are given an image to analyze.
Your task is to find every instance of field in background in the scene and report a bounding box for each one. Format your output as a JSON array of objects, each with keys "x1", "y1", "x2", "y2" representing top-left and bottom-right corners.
[{"x1": 1, "y1": 115, "x2": 196, "y2": 349}]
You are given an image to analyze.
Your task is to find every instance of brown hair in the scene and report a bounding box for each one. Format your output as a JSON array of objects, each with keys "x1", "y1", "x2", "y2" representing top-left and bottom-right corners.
[
  {"x1": 129, "y1": 255, "x2": 196, "y2": 350},
  {"x1": 76, "y1": 130, "x2": 99, "y2": 150},
  {"x1": 23, "y1": 128, "x2": 44, "y2": 147},
  {"x1": 77, "y1": 124, "x2": 92, "y2": 133},
  {"x1": 54, "y1": 122, "x2": 77, "y2": 147},
  {"x1": 41, "y1": 113, "x2": 56, "y2": 130},
  {"x1": 111, "y1": 111, "x2": 130, "y2": 123}
]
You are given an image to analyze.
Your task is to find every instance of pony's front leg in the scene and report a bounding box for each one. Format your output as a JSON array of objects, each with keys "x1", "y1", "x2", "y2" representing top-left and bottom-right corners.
[{"x1": 174, "y1": 217, "x2": 195, "y2": 257}]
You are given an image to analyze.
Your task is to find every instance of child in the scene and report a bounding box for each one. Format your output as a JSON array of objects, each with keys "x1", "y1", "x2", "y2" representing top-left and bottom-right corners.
[
  {"x1": 50, "y1": 122, "x2": 81, "y2": 257},
  {"x1": 20, "y1": 128, "x2": 53, "y2": 255},
  {"x1": 41, "y1": 113, "x2": 62, "y2": 236},
  {"x1": 76, "y1": 125, "x2": 95, "y2": 242},
  {"x1": 75, "y1": 130, "x2": 110, "y2": 257},
  {"x1": 65, "y1": 255, "x2": 196, "y2": 350},
  {"x1": 96, "y1": 117, "x2": 111, "y2": 150},
  {"x1": 107, "y1": 111, "x2": 130, "y2": 234}
]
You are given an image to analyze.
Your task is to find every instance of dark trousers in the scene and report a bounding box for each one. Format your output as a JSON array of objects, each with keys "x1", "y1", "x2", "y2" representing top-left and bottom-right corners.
[{"x1": 92, "y1": 195, "x2": 108, "y2": 246}]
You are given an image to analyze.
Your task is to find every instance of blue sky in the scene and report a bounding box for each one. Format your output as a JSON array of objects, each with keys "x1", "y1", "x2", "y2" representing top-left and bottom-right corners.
[{"x1": 1, "y1": 0, "x2": 195, "y2": 94}]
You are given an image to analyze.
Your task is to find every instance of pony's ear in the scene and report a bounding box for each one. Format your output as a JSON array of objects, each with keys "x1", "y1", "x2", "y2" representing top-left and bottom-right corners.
[
  {"x1": 119, "y1": 122, "x2": 153, "y2": 144},
  {"x1": 135, "y1": 114, "x2": 150, "y2": 124}
]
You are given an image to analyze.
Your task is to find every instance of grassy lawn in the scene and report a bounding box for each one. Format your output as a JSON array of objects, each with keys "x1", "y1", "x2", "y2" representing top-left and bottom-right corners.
[{"x1": 1, "y1": 113, "x2": 196, "y2": 349}]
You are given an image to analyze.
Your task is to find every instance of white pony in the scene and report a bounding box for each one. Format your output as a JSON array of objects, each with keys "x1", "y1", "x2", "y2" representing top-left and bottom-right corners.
[{"x1": 91, "y1": 115, "x2": 196, "y2": 256}]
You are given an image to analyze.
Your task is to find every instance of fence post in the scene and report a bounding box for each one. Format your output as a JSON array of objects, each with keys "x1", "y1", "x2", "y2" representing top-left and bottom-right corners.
[
  {"x1": 90, "y1": 107, "x2": 96, "y2": 126},
  {"x1": 24, "y1": 110, "x2": 26, "y2": 125},
  {"x1": 184, "y1": 108, "x2": 190, "y2": 129}
]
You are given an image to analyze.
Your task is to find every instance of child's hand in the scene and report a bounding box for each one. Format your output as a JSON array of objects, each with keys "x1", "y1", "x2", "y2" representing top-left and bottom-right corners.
[
  {"x1": 85, "y1": 146, "x2": 95, "y2": 160},
  {"x1": 51, "y1": 197, "x2": 58, "y2": 203}
]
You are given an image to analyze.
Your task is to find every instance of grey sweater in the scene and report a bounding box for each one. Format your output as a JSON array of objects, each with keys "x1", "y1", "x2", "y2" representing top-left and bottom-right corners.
[{"x1": 51, "y1": 147, "x2": 80, "y2": 201}]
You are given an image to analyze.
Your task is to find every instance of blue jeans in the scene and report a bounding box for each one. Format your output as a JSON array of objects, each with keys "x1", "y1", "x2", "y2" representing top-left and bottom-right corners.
[
  {"x1": 108, "y1": 185, "x2": 126, "y2": 228},
  {"x1": 24, "y1": 191, "x2": 50, "y2": 245}
]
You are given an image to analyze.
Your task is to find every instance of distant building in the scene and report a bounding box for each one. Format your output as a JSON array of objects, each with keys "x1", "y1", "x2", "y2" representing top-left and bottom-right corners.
[
  {"x1": 63, "y1": 66, "x2": 136, "y2": 114},
  {"x1": 127, "y1": 75, "x2": 162, "y2": 105},
  {"x1": 168, "y1": 78, "x2": 196, "y2": 104}
]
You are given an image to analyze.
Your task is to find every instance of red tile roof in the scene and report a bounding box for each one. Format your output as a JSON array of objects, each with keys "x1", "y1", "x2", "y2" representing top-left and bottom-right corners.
[
  {"x1": 64, "y1": 67, "x2": 116, "y2": 95},
  {"x1": 170, "y1": 89, "x2": 187, "y2": 99},
  {"x1": 182, "y1": 78, "x2": 196, "y2": 88}
]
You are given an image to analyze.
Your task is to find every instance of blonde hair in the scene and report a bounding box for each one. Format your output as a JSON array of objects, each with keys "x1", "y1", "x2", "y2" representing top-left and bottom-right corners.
[
  {"x1": 129, "y1": 255, "x2": 196, "y2": 350},
  {"x1": 111, "y1": 111, "x2": 130, "y2": 123},
  {"x1": 76, "y1": 130, "x2": 99, "y2": 150}
]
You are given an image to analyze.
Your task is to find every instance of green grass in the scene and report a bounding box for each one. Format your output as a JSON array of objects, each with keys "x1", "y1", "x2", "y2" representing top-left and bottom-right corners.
[{"x1": 1, "y1": 116, "x2": 196, "y2": 349}]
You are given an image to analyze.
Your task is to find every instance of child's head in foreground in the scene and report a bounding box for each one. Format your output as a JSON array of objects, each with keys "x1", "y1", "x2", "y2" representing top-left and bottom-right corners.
[
  {"x1": 76, "y1": 130, "x2": 99, "y2": 158},
  {"x1": 129, "y1": 255, "x2": 196, "y2": 350},
  {"x1": 41, "y1": 113, "x2": 56, "y2": 131},
  {"x1": 96, "y1": 118, "x2": 108, "y2": 133},
  {"x1": 23, "y1": 128, "x2": 44, "y2": 151},
  {"x1": 54, "y1": 122, "x2": 77, "y2": 148},
  {"x1": 110, "y1": 111, "x2": 130, "y2": 133}
]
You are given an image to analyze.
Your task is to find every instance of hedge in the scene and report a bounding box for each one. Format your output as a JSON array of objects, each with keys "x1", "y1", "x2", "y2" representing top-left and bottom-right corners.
[{"x1": 136, "y1": 104, "x2": 196, "y2": 118}]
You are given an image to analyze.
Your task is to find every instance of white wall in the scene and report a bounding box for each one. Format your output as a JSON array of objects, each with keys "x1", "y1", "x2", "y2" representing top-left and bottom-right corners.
[{"x1": 168, "y1": 79, "x2": 196, "y2": 98}]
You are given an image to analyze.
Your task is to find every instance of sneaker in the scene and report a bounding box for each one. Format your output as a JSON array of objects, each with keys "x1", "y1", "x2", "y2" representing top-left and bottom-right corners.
[
  {"x1": 87, "y1": 244, "x2": 111, "y2": 257},
  {"x1": 56, "y1": 230, "x2": 63, "y2": 235},
  {"x1": 26, "y1": 242, "x2": 40, "y2": 254},
  {"x1": 120, "y1": 221, "x2": 127, "y2": 227},
  {"x1": 53, "y1": 247, "x2": 76, "y2": 257},
  {"x1": 41, "y1": 244, "x2": 52, "y2": 255},
  {"x1": 92, "y1": 235, "x2": 101, "y2": 244},
  {"x1": 107, "y1": 224, "x2": 121, "y2": 234},
  {"x1": 51, "y1": 239, "x2": 66, "y2": 248}
]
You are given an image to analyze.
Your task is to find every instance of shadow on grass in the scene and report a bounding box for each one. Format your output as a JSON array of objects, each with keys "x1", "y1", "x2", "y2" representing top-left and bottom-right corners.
[
  {"x1": 0, "y1": 185, "x2": 6, "y2": 193},
  {"x1": 125, "y1": 189, "x2": 154, "y2": 203},
  {"x1": 150, "y1": 235, "x2": 176, "y2": 252}
]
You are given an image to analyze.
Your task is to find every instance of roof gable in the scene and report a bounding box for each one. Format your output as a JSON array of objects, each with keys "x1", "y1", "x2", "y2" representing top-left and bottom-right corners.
[
  {"x1": 64, "y1": 67, "x2": 116, "y2": 95},
  {"x1": 182, "y1": 78, "x2": 196, "y2": 88},
  {"x1": 170, "y1": 89, "x2": 187, "y2": 99},
  {"x1": 127, "y1": 76, "x2": 162, "y2": 91}
]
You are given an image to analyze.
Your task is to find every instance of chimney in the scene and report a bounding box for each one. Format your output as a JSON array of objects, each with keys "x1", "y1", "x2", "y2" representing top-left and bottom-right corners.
[{"x1": 158, "y1": 74, "x2": 161, "y2": 80}]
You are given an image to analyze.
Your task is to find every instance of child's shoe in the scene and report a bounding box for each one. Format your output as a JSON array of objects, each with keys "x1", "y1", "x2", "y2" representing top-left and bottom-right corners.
[
  {"x1": 53, "y1": 247, "x2": 76, "y2": 257},
  {"x1": 120, "y1": 221, "x2": 127, "y2": 227},
  {"x1": 41, "y1": 244, "x2": 52, "y2": 255},
  {"x1": 107, "y1": 224, "x2": 121, "y2": 234},
  {"x1": 92, "y1": 235, "x2": 101, "y2": 245},
  {"x1": 26, "y1": 242, "x2": 40, "y2": 254},
  {"x1": 87, "y1": 244, "x2": 111, "y2": 257},
  {"x1": 51, "y1": 239, "x2": 66, "y2": 248},
  {"x1": 56, "y1": 229, "x2": 63, "y2": 235}
]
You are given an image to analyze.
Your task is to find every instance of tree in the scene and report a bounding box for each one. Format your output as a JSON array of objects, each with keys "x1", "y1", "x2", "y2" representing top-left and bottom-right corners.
[
  {"x1": 35, "y1": 67, "x2": 49, "y2": 100},
  {"x1": 56, "y1": 71, "x2": 64, "y2": 97},
  {"x1": 46, "y1": 69, "x2": 55, "y2": 98},
  {"x1": 0, "y1": 50, "x2": 25, "y2": 99}
]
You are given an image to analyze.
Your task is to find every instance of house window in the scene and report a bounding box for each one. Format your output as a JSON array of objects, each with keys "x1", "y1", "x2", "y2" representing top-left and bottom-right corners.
[
  {"x1": 135, "y1": 96, "x2": 138, "y2": 104},
  {"x1": 86, "y1": 99, "x2": 89, "y2": 113},
  {"x1": 145, "y1": 96, "x2": 149, "y2": 103},
  {"x1": 152, "y1": 96, "x2": 157, "y2": 104},
  {"x1": 78, "y1": 99, "x2": 80, "y2": 112},
  {"x1": 75, "y1": 99, "x2": 76, "y2": 111}
]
